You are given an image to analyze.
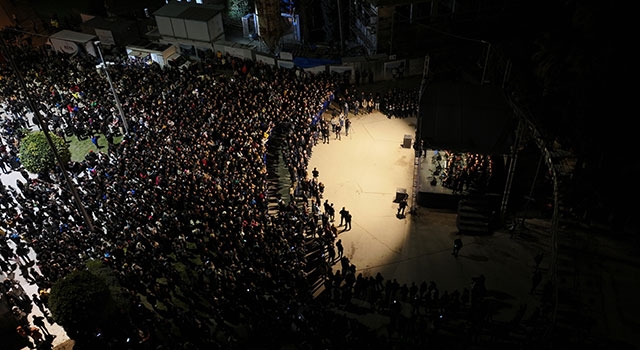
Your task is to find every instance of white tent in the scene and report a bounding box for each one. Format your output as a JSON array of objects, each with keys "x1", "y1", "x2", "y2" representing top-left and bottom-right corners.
[
  {"x1": 48, "y1": 30, "x2": 98, "y2": 57},
  {"x1": 126, "y1": 43, "x2": 177, "y2": 67}
]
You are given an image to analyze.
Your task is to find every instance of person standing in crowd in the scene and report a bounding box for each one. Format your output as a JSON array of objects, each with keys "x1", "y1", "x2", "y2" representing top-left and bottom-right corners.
[
  {"x1": 339, "y1": 207, "x2": 349, "y2": 226},
  {"x1": 322, "y1": 123, "x2": 330, "y2": 144},
  {"x1": 105, "y1": 131, "x2": 115, "y2": 149},
  {"x1": 323, "y1": 200, "x2": 331, "y2": 217},
  {"x1": 336, "y1": 239, "x2": 344, "y2": 259},
  {"x1": 330, "y1": 115, "x2": 338, "y2": 134},
  {"x1": 327, "y1": 242, "x2": 336, "y2": 263},
  {"x1": 311, "y1": 123, "x2": 319, "y2": 145},
  {"x1": 343, "y1": 211, "x2": 352, "y2": 231},
  {"x1": 19, "y1": 262, "x2": 36, "y2": 284},
  {"x1": 90, "y1": 134, "x2": 101, "y2": 149},
  {"x1": 32, "y1": 314, "x2": 51, "y2": 337},
  {"x1": 289, "y1": 185, "x2": 295, "y2": 204},
  {"x1": 397, "y1": 197, "x2": 408, "y2": 217},
  {"x1": 0, "y1": 153, "x2": 9, "y2": 173},
  {"x1": 32, "y1": 294, "x2": 48, "y2": 316},
  {"x1": 344, "y1": 117, "x2": 351, "y2": 136},
  {"x1": 15, "y1": 242, "x2": 31, "y2": 264},
  {"x1": 328, "y1": 203, "x2": 335, "y2": 222},
  {"x1": 452, "y1": 238, "x2": 463, "y2": 257}
]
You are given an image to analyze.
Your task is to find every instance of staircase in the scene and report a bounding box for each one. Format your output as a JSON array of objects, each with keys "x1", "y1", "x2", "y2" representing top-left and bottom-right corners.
[
  {"x1": 456, "y1": 195, "x2": 498, "y2": 235},
  {"x1": 263, "y1": 124, "x2": 329, "y2": 298},
  {"x1": 264, "y1": 126, "x2": 291, "y2": 215}
]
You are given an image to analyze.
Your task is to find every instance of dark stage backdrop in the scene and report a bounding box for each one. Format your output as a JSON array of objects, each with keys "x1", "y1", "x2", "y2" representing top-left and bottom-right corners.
[{"x1": 420, "y1": 81, "x2": 515, "y2": 155}]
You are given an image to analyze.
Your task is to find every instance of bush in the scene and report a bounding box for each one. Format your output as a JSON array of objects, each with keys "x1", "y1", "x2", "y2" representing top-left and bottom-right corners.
[
  {"x1": 85, "y1": 260, "x2": 132, "y2": 317},
  {"x1": 18, "y1": 130, "x2": 70, "y2": 174},
  {"x1": 48, "y1": 269, "x2": 116, "y2": 339}
]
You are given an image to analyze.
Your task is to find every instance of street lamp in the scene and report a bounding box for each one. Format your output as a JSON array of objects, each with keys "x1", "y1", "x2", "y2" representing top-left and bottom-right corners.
[
  {"x1": 94, "y1": 41, "x2": 129, "y2": 135},
  {"x1": 480, "y1": 40, "x2": 491, "y2": 86}
]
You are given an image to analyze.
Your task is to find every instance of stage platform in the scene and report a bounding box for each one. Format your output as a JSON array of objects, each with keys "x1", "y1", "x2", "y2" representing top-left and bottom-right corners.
[{"x1": 416, "y1": 149, "x2": 461, "y2": 210}]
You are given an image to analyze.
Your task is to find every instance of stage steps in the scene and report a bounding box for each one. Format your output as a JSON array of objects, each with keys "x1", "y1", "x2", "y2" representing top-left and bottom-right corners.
[{"x1": 456, "y1": 197, "x2": 496, "y2": 234}]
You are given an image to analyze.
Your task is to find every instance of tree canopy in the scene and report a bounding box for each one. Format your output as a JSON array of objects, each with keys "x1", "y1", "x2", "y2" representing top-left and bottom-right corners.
[
  {"x1": 48, "y1": 269, "x2": 116, "y2": 339},
  {"x1": 18, "y1": 130, "x2": 71, "y2": 174}
]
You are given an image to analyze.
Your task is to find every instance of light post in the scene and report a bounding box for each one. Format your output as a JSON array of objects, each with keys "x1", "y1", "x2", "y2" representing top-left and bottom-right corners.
[
  {"x1": 94, "y1": 41, "x2": 129, "y2": 135},
  {"x1": 480, "y1": 40, "x2": 491, "y2": 86}
]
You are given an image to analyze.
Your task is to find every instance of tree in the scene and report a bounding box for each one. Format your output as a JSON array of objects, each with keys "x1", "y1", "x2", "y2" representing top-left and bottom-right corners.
[
  {"x1": 85, "y1": 259, "x2": 133, "y2": 319},
  {"x1": 255, "y1": 0, "x2": 286, "y2": 53},
  {"x1": 227, "y1": 0, "x2": 251, "y2": 22},
  {"x1": 48, "y1": 269, "x2": 117, "y2": 341},
  {"x1": 18, "y1": 130, "x2": 70, "y2": 174}
]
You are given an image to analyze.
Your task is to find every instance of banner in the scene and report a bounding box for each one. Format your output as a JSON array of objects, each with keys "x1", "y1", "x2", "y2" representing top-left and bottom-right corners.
[
  {"x1": 277, "y1": 60, "x2": 295, "y2": 69},
  {"x1": 255, "y1": 54, "x2": 276, "y2": 66},
  {"x1": 303, "y1": 65, "x2": 326, "y2": 74},
  {"x1": 280, "y1": 51, "x2": 293, "y2": 60},
  {"x1": 329, "y1": 65, "x2": 352, "y2": 74}
]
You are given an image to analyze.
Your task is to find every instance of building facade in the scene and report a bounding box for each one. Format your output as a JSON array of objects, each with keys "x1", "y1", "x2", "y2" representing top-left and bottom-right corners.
[{"x1": 153, "y1": 2, "x2": 226, "y2": 56}]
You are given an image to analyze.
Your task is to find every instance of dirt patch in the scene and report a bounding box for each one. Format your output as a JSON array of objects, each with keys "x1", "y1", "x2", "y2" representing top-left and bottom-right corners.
[{"x1": 53, "y1": 339, "x2": 75, "y2": 350}]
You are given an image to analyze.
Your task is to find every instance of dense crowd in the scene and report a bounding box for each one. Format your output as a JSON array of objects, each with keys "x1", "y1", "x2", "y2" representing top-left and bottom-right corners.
[
  {"x1": 1, "y1": 42, "x2": 345, "y2": 348},
  {"x1": 336, "y1": 87, "x2": 419, "y2": 120},
  {"x1": 0, "y1": 42, "x2": 551, "y2": 350}
]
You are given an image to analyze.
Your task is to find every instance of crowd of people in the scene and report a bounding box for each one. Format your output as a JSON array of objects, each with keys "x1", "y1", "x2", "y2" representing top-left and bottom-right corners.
[
  {"x1": 335, "y1": 87, "x2": 419, "y2": 120},
  {"x1": 429, "y1": 150, "x2": 497, "y2": 194},
  {"x1": 0, "y1": 40, "x2": 551, "y2": 349},
  {"x1": 2, "y1": 41, "x2": 349, "y2": 348}
]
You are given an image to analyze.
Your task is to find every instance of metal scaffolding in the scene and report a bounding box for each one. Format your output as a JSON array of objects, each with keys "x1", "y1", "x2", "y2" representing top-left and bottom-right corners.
[{"x1": 504, "y1": 94, "x2": 575, "y2": 342}]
